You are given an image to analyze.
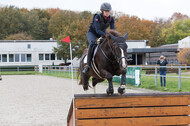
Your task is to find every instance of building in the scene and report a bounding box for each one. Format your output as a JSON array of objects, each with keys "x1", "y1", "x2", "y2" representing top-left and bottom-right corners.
[
  {"x1": 178, "y1": 36, "x2": 190, "y2": 48},
  {"x1": 126, "y1": 40, "x2": 149, "y2": 65},
  {"x1": 1, "y1": 37, "x2": 185, "y2": 67},
  {"x1": 0, "y1": 40, "x2": 64, "y2": 66},
  {"x1": 145, "y1": 44, "x2": 179, "y2": 65},
  {"x1": 126, "y1": 40, "x2": 179, "y2": 65}
]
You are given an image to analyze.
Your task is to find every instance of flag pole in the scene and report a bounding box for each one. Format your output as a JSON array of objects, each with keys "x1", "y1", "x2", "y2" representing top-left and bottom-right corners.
[{"x1": 70, "y1": 41, "x2": 75, "y2": 126}]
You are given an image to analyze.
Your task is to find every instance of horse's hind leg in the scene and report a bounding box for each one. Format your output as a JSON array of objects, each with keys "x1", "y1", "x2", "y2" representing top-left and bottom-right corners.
[{"x1": 92, "y1": 78, "x2": 104, "y2": 94}]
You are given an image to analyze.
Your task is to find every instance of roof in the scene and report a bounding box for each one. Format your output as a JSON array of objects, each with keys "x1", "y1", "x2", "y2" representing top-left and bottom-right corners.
[
  {"x1": 128, "y1": 48, "x2": 178, "y2": 53},
  {"x1": 0, "y1": 40, "x2": 57, "y2": 43},
  {"x1": 126, "y1": 40, "x2": 148, "y2": 42}
]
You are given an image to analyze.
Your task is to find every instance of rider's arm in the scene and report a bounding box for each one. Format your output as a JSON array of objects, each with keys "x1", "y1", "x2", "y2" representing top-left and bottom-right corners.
[
  {"x1": 110, "y1": 17, "x2": 115, "y2": 29},
  {"x1": 94, "y1": 15, "x2": 106, "y2": 37}
]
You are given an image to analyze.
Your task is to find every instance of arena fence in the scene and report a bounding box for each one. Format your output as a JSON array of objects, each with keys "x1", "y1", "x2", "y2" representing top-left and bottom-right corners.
[{"x1": 0, "y1": 65, "x2": 190, "y2": 90}]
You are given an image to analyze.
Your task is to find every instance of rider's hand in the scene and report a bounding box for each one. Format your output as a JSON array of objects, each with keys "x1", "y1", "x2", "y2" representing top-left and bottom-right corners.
[{"x1": 97, "y1": 37, "x2": 103, "y2": 44}]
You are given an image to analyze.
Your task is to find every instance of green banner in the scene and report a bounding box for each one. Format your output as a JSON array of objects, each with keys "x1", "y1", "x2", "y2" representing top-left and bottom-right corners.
[{"x1": 113, "y1": 67, "x2": 141, "y2": 86}]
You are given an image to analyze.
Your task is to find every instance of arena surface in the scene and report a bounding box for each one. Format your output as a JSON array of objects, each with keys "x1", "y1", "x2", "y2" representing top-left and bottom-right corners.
[{"x1": 0, "y1": 75, "x2": 157, "y2": 126}]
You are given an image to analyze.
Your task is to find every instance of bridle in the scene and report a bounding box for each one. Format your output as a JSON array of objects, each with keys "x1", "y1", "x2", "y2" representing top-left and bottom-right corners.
[{"x1": 99, "y1": 38, "x2": 128, "y2": 64}]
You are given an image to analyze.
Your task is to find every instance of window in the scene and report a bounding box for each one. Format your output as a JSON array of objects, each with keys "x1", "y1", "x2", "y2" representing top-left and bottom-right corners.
[
  {"x1": 15, "y1": 54, "x2": 20, "y2": 62},
  {"x1": 21, "y1": 54, "x2": 26, "y2": 62},
  {"x1": 2, "y1": 54, "x2": 7, "y2": 62},
  {"x1": 39, "y1": 54, "x2": 44, "y2": 60},
  {"x1": 51, "y1": 54, "x2": 55, "y2": 60},
  {"x1": 27, "y1": 54, "x2": 32, "y2": 62},
  {"x1": 45, "y1": 54, "x2": 50, "y2": 60},
  {"x1": 27, "y1": 44, "x2": 31, "y2": 49},
  {"x1": 9, "y1": 54, "x2": 14, "y2": 62}
]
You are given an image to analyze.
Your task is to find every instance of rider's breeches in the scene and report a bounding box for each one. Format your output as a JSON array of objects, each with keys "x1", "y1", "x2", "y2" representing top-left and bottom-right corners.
[{"x1": 87, "y1": 31, "x2": 98, "y2": 47}]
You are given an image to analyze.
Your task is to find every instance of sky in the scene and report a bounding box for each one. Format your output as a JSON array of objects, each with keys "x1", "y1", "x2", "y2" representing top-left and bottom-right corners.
[{"x1": 1, "y1": 0, "x2": 190, "y2": 20}]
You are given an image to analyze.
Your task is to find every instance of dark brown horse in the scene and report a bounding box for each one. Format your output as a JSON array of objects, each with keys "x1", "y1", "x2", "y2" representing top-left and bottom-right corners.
[{"x1": 78, "y1": 30, "x2": 128, "y2": 95}]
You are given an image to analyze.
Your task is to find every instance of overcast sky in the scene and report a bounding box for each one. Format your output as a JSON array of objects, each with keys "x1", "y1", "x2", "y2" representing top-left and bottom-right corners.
[{"x1": 1, "y1": 0, "x2": 190, "y2": 20}]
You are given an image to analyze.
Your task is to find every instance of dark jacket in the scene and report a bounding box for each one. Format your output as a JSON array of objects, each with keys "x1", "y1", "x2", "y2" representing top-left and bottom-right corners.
[
  {"x1": 88, "y1": 13, "x2": 115, "y2": 37},
  {"x1": 157, "y1": 59, "x2": 168, "y2": 71}
]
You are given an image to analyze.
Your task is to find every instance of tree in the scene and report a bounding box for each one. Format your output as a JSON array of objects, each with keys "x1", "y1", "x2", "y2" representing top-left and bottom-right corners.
[
  {"x1": 116, "y1": 15, "x2": 154, "y2": 43},
  {"x1": 170, "y1": 12, "x2": 189, "y2": 22},
  {"x1": 27, "y1": 9, "x2": 51, "y2": 40},
  {"x1": 177, "y1": 48, "x2": 190, "y2": 65},
  {"x1": 51, "y1": 11, "x2": 92, "y2": 62},
  {"x1": 5, "y1": 33, "x2": 33, "y2": 40},
  {"x1": 163, "y1": 19, "x2": 190, "y2": 44},
  {"x1": 48, "y1": 10, "x2": 78, "y2": 38},
  {"x1": 0, "y1": 6, "x2": 29, "y2": 39},
  {"x1": 32, "y1": 18, "x2": 50, "y2": 40}
]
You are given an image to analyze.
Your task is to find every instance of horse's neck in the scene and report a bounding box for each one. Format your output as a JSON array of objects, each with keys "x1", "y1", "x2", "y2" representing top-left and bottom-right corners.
[{"x1": 101, "y1": 40, "x2": 115, "y2": 59}]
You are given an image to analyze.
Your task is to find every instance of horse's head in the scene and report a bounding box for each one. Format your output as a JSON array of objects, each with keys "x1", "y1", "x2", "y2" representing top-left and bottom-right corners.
[{"x1": 107, "y1": 31, "x2": 128, "y2": 70}]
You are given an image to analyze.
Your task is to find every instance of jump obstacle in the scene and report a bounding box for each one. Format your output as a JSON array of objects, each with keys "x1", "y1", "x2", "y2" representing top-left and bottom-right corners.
[{"x1": 67, "y1": 92, "x2": 190, "y2": 126}]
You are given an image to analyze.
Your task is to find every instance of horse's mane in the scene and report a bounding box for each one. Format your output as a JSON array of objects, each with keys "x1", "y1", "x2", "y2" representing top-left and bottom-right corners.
[{"x1": 106, "y1": 30, "x2": 121, "y2": 40}]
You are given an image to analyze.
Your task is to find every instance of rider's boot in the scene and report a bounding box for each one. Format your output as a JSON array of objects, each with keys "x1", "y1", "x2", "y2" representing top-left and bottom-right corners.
[{"x1": 82, "y1": 45, "x2": 93, "y2": 74}]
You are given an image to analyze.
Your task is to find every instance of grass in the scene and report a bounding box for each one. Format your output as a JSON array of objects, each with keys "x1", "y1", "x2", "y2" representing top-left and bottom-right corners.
[
  {"x1": 1, "y1": 69, "x2": 190, "y2": 92},
  {"x1": 139, "y1": 71, "x2": 190, "y2": 92},
  {"x1": 0, "y1": 71, "x2": 37, "y2": 75}
]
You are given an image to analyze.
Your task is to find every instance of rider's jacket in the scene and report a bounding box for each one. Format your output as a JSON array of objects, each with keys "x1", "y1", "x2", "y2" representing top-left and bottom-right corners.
[{"x1": 88, "y1": 13, "x2": 115, "y2": 37}]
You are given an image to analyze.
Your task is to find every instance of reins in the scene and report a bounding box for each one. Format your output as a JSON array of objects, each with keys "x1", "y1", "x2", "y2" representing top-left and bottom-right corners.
[
  {"x1": 99, "y1": 38, "x2": 128, "y2": 64},
  {"x1": 99, "y1": 39, "x2": 116, "y2": 63}
]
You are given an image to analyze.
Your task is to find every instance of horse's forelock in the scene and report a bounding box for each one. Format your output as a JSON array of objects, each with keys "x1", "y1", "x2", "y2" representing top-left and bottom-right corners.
[{"x1": 106, "y1": 30, "x2": 121, "y2": 40}]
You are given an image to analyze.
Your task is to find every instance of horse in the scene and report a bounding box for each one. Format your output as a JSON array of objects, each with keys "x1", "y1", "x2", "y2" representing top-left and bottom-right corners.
[{"x1": 78, "y1": 30, "x2": 128, "y2": 95}]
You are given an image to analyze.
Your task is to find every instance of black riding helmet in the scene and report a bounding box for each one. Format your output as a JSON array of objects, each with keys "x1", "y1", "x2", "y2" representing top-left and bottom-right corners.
[{"x1": 100, "y1": 2, "x2": 112, "y2": 11}]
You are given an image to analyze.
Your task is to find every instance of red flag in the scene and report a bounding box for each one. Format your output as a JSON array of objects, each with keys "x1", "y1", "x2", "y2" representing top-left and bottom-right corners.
[{"x1": 61, "y1": 36, "x2": 70, "y2": 43}]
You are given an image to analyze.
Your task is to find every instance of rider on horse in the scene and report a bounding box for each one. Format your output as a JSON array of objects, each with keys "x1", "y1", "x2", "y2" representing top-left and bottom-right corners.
[{"x1": 82, "y1": 2, "x2": 115, "y2": 74}]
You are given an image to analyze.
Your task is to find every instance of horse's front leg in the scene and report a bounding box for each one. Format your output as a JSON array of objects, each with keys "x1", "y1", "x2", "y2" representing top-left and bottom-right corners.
[
  {"x1": 100, "y1": 70, "x2": 114, "y2": 95},
  {"x1": 106, "y1": 74, "x2": 114, "y2": 95},
  {"x1": 118, "y1": 70, "x2": 127, "y2": 95}
]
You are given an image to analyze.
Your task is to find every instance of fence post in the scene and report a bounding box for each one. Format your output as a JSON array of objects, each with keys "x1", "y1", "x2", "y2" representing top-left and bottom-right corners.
[
  {"x1": 69, "y1": 66, "x2": 71, "y2": 76},
  {"x1": 17, "y1": 66, "x2": 19, "y2": 74},
  {"x1": 155, "y1": 66, "x2": 157, "y2": 86},
  {"x1": 51, "y1": 66, "x2": 53, "y2": 75},
  {"x1": 45, "y1": 66, "x2": 46, "y2": 74},
  {"x1": 48, "y1": 66, "x2": 50, "y2": 74},
  {"x1": 178, "y1": 66, "x2": 181, "y2": 89},
  {"x1": 42, "y1": 65, "x2": 43, "y2": 74},
  {"x1": 75, "y1": 67, "x2": 77, "y2": 77},
  {"x1": 55, "y1": 66, "x2": 56, "y2": 75},
  {"x1": 59, "y1": 67, "x2": 61, "y2": 76},
  {"x1": 64, "y1": 67, "x2": 65, "y2": 76}
]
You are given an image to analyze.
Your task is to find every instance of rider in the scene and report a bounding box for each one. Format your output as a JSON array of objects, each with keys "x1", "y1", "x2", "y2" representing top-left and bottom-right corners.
[{"x1": 82, "y1": 2, "x2": 115, "y2": 74}]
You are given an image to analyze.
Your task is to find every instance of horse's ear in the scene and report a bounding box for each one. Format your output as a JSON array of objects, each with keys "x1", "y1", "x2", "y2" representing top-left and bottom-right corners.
[
  {"x1": 123, "y1": 32, "x2": 128, "y2": 40},
  {"x1": 109, "y1": 33, "x2": 117, "y2": 41}
]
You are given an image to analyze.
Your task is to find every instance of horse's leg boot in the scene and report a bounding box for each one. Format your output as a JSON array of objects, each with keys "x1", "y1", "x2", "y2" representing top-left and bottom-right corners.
[{"x1": 82, "y1": 45, "x2": 93, "y2": 74}]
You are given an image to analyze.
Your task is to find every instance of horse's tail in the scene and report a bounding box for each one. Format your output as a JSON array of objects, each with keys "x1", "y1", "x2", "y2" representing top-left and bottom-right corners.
[
  {"x1": 77, "y1": 54, "x2": 86, "y2": 85},
  {"x1": 77, "y1": 67, "x2": 82, "y2": 85}
]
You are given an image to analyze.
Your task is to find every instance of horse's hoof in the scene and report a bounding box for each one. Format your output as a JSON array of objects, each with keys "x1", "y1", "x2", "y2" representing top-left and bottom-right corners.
[
  {"x1": 106, "y1": 88, "x2": 114, "y2": 95},
  {"x1": 118, "y1": 87, "x2": 126, "y2": 95}
]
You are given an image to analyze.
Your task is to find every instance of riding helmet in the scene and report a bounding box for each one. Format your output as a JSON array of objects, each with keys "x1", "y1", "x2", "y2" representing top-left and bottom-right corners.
[{"x1": 100, "y1": 2, "x2": 112, "y2": 11}]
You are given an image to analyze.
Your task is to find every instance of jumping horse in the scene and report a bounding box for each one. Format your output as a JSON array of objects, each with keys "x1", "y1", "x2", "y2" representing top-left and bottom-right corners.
[{"x1": 78, "y1": 30, "x2": 128, "y2": 95}]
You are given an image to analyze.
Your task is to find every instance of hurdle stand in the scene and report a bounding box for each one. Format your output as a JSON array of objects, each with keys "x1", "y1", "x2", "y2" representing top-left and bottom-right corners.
[{"x1": 67, "y1": 92, "x2": 190, "y2": 126}]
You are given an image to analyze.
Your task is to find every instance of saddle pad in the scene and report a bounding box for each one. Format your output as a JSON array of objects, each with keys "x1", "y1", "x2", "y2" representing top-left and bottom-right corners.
[{"x1": 83, "y1": 45, "x2": 99, "y2": 64}]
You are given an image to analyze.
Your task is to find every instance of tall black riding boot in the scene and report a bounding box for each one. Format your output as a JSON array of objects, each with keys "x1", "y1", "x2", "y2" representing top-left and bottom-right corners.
[{"x1": 82, "y1": 45, "x2": 93, "y2": 74}]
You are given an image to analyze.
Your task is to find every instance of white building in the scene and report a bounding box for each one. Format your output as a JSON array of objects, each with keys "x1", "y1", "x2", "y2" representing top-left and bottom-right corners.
[
  {"x1": 0, "y1": 39, "x2": 151, "y2": 66},
  {"x1": 0, "y1": 40, "x2": 64, "y2": 66},
  {"x1": 178, "y1": 36, "x2": 190, "y2": 48}
]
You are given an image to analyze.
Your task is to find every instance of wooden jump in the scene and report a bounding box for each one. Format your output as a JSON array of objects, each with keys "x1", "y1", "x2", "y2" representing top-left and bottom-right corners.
[
  {"x1": 67, "y1": 92, "x2": 190, "y2": 126},
  {"x1": 0, "y1": 75, "x2": 2, "y2": 80}
]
